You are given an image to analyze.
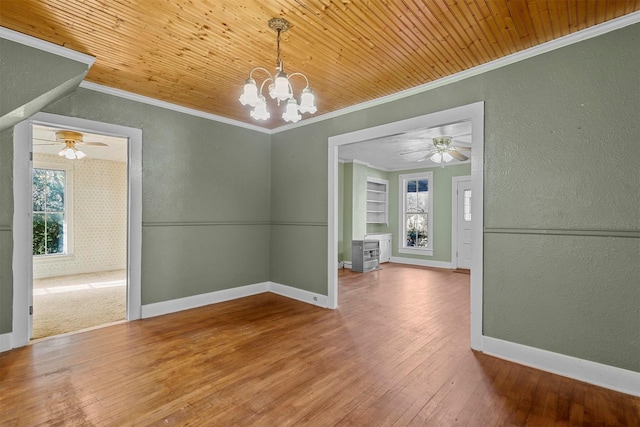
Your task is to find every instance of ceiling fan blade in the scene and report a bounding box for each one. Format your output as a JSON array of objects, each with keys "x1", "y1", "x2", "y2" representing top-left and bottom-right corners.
[
  {"x1": 33, "y1": 142, "x2": 60, "y2": 146},
  {"x1": 81, "y1": 142, "x2": 108, "y2": 147},
  {"x1": 399, "y1": 149, "x2": 430, "y2": 155},
  {"x1": 33, "y1": 137, "x2": 59, "y2": 144},
  {"x1": 449, "y1": 149, "x2": 469, "y2": 161},
  {"x1": 453, "y1": 145, "x2": 471, "y2": 152},
  {"x1": 413, "y1": 149, "x2": 438, "y2": 161}
]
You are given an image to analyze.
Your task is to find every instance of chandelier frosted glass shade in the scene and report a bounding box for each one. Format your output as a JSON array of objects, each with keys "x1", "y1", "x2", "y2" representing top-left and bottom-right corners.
[
  {"x1": 282, "y1": 99, "x2": 302, "y2": 123},
  {"x1": 239, "y1": 18, "x2": 317, "y2": 123},
  {"x1": 239, "y1": 79, "x2": 258, "y2": 106}
]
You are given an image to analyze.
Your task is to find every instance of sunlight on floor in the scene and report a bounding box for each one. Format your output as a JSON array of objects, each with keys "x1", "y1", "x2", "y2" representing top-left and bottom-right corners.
[{"x1": 33, "y1": 280, "x2": 125, "y2": 295}]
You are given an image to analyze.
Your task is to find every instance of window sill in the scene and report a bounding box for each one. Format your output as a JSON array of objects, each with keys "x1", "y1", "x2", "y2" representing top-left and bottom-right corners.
[{"x1": 398, "y1": 247, "x2": 433, "y2": 257}]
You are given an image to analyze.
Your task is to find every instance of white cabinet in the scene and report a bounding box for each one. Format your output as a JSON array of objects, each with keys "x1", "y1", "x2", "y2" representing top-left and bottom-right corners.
[
  {"x1": 366, "y1": 177, "x2": 389, "y2": 224},
  {"x1": 365, "y1": 233, "x2": 392, "y2": 263}
]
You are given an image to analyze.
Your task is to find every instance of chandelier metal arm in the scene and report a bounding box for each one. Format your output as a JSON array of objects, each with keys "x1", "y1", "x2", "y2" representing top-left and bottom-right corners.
[
  {"x1": 258, "y1": 76, "x2": 274, "y2": 97},
  {"x1": 287, "y1": 72, "x2": 311, "y2": 89},
  {"x1": 248, "y1": 66, "x2": 274, "y2": 81}
]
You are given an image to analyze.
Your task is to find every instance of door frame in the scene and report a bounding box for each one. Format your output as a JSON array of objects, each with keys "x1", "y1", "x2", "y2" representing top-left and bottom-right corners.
[
  {"x1": 451, "y1": 175, "x2": 472, "y2": 269},
  {"x1": 328, "y1": 101, "x2": 484, "y2": 350},
  {"x1": 11, "y1": 112, "x2": 142, "y2": 348}
]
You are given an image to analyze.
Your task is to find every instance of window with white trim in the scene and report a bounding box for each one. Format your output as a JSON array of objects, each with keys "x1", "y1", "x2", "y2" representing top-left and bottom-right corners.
[
  {"x1": 399, "y1": 171, "x2": 433, "y2": 256},
  {"x1": 32, "y1": 162, "x2": 73, "y2": 257}
]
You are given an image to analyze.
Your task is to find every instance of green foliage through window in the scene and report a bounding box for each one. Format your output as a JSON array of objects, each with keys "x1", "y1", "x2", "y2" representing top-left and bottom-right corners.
[{"x1": 33, "y1": 168, "x2": 66, "y2": 255}]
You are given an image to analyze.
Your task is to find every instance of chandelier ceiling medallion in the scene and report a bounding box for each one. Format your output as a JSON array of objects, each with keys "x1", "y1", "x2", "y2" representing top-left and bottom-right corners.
[{"x1": 239, "y1": 18, "x2": 317, "y2": 123}]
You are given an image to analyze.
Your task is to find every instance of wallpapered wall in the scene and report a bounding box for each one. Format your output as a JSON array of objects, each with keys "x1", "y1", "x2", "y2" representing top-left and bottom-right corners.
[{"x1": 33, "y1": 153, "x2": 127, "y2": 278}]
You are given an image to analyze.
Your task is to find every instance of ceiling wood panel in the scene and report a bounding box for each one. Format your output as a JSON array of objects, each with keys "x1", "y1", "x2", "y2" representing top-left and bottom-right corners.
[{"x1": 1, "y1": 0, "x2": 638, "y2": 128}]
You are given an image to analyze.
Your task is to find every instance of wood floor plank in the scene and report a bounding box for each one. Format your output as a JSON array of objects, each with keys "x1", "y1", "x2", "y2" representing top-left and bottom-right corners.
[{"x1": 1, "y1": 264, "x2": 638, "y2": 425}]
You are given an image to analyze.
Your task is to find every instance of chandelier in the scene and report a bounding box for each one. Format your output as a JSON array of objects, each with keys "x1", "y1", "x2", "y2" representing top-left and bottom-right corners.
[{"x1": 239, "y1": 18, "x2": 317, "y2": 123}]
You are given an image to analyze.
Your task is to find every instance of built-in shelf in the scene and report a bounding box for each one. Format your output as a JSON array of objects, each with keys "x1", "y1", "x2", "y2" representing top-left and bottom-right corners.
[{"x1": 366, "y1": 177, "x2": 389, "y2": 224}]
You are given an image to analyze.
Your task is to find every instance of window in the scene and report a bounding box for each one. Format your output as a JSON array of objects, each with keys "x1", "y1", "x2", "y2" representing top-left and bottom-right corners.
[
  {"x1": 399, "y1": 171, "x2": 433, "y2": 256},
  {"x1": 463, "y1": 189, "x2": 472, "y2": 222},
  {"x1": 32, "y1": 163, "x2": 73, "y2": 257}
]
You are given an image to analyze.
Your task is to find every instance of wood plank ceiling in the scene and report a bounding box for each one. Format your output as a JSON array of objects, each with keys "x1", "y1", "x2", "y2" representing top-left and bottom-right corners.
[{"x1": 1, "y1": 1, "x2": 638, "y2": 129}]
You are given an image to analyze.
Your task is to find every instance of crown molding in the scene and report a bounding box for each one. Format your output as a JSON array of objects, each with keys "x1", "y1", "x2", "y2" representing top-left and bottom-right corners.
[
  {"x1": 272, "y1": 11, "x2": 640, "y2": 134},
  {"x1": 78, "y1": 81, "x2": 272, "y2": 134},
  {"x1": 0, "y1": 26, "x2": 95, "y2": 66}
]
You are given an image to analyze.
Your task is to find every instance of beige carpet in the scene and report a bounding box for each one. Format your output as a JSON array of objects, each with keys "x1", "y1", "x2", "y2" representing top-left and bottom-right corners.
[{"x1": 33, "y1": 270, "x2": 126, "y2": 339}]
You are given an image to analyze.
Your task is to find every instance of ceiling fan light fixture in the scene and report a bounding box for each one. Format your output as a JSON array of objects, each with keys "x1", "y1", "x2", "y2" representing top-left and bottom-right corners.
[
  {"x1": 430, "y1": 136, "x2": 454, "y2": 166},
  {"x1": 240, "y1": 18, "x2": 317, "y2": 123}
]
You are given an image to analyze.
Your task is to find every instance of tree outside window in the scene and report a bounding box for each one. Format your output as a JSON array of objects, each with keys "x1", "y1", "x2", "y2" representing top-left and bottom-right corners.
[
  {"x1": 399, "y1": 171, "x2": 433, "y2": 255},
  {"x1": 33, "y1": 168, "x2": 66, "y2": 255}
]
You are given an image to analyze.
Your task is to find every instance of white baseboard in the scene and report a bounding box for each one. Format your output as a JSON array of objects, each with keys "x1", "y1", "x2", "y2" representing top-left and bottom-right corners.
[
  {"x1": 482, "y1": 336, "x2": 640, "y2": 397},
  {"x1": 141, "y1": 282, "x2": 269, "y2": 318},
  {"x1": 140, "y1": 281, "x2": 328, "y2": 318},
  {"x1": 337, "y1": 261, "x2": 344, "y2": 269},
  {"x1": 268, "y1": 282, "x2": 328, "y2": 308},
  {"x1": 343, "y1": 261, "x2": 352, "y2": 269},
  {"x1": 0, "y1": 333, "x2": 11, "y2": 352},
  {"x1": 389, "y1": 256, "x2": 453, "y2": 269}
]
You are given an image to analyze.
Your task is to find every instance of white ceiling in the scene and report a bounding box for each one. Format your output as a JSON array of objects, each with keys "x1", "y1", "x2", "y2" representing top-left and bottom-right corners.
[
  {"x1": 338, "y1": 121, "x2": 472, "y2": 171},
  {"x1": 32, "y1": 124, "x2": 128, "y2": 163}
]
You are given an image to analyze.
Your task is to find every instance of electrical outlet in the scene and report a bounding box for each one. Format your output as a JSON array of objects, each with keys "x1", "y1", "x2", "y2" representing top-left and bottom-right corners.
[{"x1": 313, "y1": 296, "x2": 318, "y2": 301}]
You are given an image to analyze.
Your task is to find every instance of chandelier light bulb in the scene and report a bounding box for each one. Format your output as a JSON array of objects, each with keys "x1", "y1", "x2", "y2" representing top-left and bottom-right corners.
[
  {"x1": 431, "y1": 152, "x2": 443, "y2": 164},
  {"x1": 282, "y1": 98, "x2": 301, "y2": 123},
  {"x1": 75, "y1": 150, "x2": 87, "y2": 159},
  {"x1": 442, "y1": 152, "x2": 453, "y2": 162}
]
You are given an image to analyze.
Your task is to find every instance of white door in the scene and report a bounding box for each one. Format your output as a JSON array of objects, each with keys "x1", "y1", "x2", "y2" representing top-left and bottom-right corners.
[{"x1": 456, "y1": 180, "x2": 472, "y2": 269}]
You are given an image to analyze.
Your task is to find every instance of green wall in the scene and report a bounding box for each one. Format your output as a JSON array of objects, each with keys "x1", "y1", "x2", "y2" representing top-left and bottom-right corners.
[
  {"x1": 339, "y1": 163, "x2": 470, "y2": 263},
  {"x1": 0, "y1": 39, "x2": 272, "y2": 332},
  {"x1": 1, "y1": 23, "x2": 638, "y2": 374},
  {"x1": 387, "y1": 164, "x2": 471, "y2": 262},
  {"x1": 337, "y1": 162, "x2": 344, "y2": 262},
  {"x1": 44, "y1": 89, "x2": 272, "y2": 305},
  {"x1": 270, "y1": 23, "x2": 640, "y2": 372},
  {"x1": 0, "y1": 39, "x2": 89, "y2": 130}
]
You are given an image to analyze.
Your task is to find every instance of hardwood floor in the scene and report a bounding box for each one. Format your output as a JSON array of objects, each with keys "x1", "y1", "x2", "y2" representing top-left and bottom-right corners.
[{"x1": 1, "y1": 264, "x2": 638, "y2": 425}]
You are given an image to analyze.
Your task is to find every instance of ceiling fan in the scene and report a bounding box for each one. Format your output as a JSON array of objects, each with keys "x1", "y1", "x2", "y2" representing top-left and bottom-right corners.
[
  {"x1": 401, "y1": 136, "x2": 471, "y2": 166},
  {"x1": 34, "y1": 130, "x2": 108, "y2": 160}
]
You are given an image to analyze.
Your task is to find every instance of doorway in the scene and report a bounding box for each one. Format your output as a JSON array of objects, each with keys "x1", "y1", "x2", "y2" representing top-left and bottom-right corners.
[
  {"x1": 328, "y1": 102, "x2": 485, "y2": 350},
  {"x1": 12, "y1": 112, "x2": 142, "y2": 347},
  {"x1": 452, "y1": 176, "x2": 472, "y2": 270},
  {"x1": 31, "y1": 124, "x2": 128, "y2": 339}
]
